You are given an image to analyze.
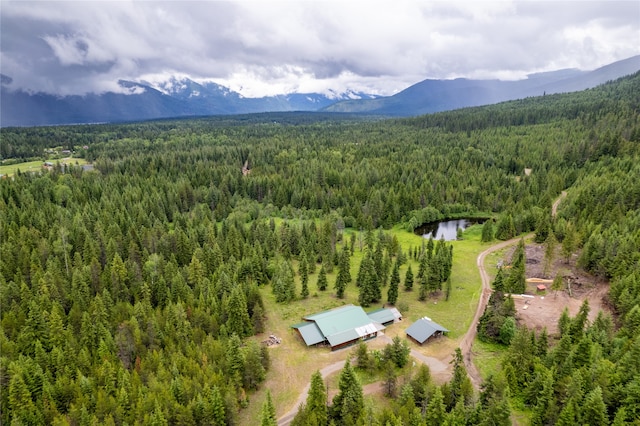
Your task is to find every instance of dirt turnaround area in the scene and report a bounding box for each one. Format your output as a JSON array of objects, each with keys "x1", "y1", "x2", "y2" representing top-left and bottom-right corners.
[{"x1": 506, "y1": 242, "x2": 610, "y2": 335}]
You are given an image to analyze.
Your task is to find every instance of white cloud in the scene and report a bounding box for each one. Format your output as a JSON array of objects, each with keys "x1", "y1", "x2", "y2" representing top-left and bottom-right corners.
[{"x1": 1, "y1": 0, "x2": 639, "y2": 96}]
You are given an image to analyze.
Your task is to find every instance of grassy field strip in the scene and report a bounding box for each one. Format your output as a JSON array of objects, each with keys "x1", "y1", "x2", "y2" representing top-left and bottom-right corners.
[{"x1": 0, "y1": 157, "x2": 88, "y2": 176}]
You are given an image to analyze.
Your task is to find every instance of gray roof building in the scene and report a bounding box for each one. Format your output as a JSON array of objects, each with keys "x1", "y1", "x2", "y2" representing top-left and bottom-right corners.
[{"x1": 405, "y1": 316, "x2": 449, "y2": 345}]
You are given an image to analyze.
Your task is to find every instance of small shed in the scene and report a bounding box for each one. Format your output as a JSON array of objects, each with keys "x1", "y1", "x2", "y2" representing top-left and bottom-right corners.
[
  {"x1": 367, "y1": 307, "x2": 402, "y2": 326},
  {"x1": 536, "y1": 284, "x2": 547, "y2": 292},
  {"x1": 405, "y1": 316, "x2": 449, "y2": 345}
]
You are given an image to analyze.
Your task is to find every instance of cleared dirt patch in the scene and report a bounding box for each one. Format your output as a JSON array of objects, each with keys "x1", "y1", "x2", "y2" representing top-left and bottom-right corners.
[{"x1": 504, "y1": 242, "x2": 610, "y2": 335}]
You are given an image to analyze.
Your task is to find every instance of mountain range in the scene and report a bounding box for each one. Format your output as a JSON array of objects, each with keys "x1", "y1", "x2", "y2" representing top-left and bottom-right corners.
[
  {"x1": 0, "y1": 76, "x2": 379, "y2": 127},
  {"x1": 323, "y1": 55, "x2": 640, "y2": 115},
  {"x1": 1, "y1": 55, "x2": 639, "y2": 127}
]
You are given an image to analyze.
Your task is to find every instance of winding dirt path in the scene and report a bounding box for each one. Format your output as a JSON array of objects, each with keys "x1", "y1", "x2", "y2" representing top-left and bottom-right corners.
[
  {"x1": 552, "y1": 191, "x2": 567, "y2": 217},
  {"x1": 463, "y1": 191, "x2": 567, "y2": 388},
  {"x1": 277, "y1": 360, "x2": 346, "y2": 426},
  {"x1": 461, "y1": 233, "x2": 533, "y2": 389}
]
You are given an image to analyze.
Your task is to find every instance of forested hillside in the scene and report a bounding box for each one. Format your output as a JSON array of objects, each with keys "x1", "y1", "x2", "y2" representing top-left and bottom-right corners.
[{"x1": 1, "y1": 73, "x2": 638, "y2": 424}]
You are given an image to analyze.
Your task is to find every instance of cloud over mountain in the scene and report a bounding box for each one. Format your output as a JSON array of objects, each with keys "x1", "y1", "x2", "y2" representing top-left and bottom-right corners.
[{"x1": 2, "y1": 1, "x2": 639, "y2": 97}]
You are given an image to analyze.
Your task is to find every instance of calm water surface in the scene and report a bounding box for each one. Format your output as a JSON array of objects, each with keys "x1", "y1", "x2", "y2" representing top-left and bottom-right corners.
[{"x1": 414, "y1": 218, "x2": 484, "y2": 241}]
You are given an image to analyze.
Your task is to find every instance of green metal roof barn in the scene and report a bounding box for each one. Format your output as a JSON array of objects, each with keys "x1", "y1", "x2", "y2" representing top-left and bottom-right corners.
[{"x1": 292, "y1": 305, "x2": 387, "y2": 350}]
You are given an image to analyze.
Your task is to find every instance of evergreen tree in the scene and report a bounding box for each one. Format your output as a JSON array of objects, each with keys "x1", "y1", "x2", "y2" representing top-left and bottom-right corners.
[
  {"x1": 373, "y1": 241, "x2": 384, "y2": 279},
  {"x1": 358, "y1": 256, "x2": 379, "y2": 307},
  {"x1": 505, "y1": 239, "x2": 526, "y2": 294},
  {"x1": 355, "y1": 250, "x2": 369, "y2": 288},
  {"x1": 449, "y1": 348, "x2": 474, "y2": 408},
  {"x1": 534, "y1": 212, "x2": 551, "y2": 244},
  {"x1": 387, "y1": 260, "x2": 400, "y2": 305},
  {"x1": 551, "y1": 274, "x2": 563, "y2": 298},
  {"x1": 206, "y1": 386, "x2": 226, "y2": 426},
  {"x1": 492, "y1": 268, "x2": 505, "y2": 292},
  {"x1": 499, "y1": 317, "x2": 516, "y2": 345},
  {"x1": 243, "y1": 341, "x2": 266, "y2": 390},
  {"x1": 252, "y1": 303, "x2": 266, "y2": 334},
  {"x1": 149, "y1": 400, "x2": 168, "y2": 426},
  {"x1": 8, "y1": 371, "x2": 39, "y2": 425},
  {"x1": 425, "y1": 386, "x2": 446, "y2": 426},
  {"x1": 561, "y1": 222, "x2": 577, "y2": 263},
  {"x1": 481, "y1": 220, "x2": 494, "y2": 242},
  {"x1": 530, "y1": 367, "x2": 555, "y2": 426},
  {"x1": 226, "y1": 333, "x2": 245, "y2": 388},
  {"x1": 334, "y1": 249, "x2": 350, "y2": 299},
  {"x1": 477, "y1": 374, "x2": 511, "y2": 426},
  {"x1": 495, "y1": 214, "x2": 516, "y2": 240},
  {"x1": 445, "y1": 277, "x2": 452, "y2": 301},
  {"x1": 444, "y1": 399, "x2": 468, "y2": 426},
  {"x1": 404, "y1": 264, "x2": 414, "y2": 291},
  {"x1": 300, "y1": 279, "x2": 309, "y2": 299},
  {"x1": 536, "y1": 328, "x2": 548, "y2": 358},
  {"x1": 330, "y1": 360, "x2": 363, "y2": 425},
  {"x1": 273, "y1": 258, "x2": 296, "y2": 303},
  {"x1": 383, "y1": 360, "x2": 398, "y2": 398},
  {"x1": 543, "y1": 232, "x2": 556, "y2": 277},
  {"x1": 426, "y1": 237, "x2": 434, "y2": 259},
  {"x1": 306, "y1": 371, "x2": 328, "y2": 425},
  {"x1": 307, "y1": 249, "x2": 317, "y2": 274},
  {"x1": 317, "y1": 264, "x2": 328, "y2": 291},
  {"x1": 261, "y1": 391, "x2": 278, "y2": 426},
  {"x1": 581, "y1": 386, "x2": 608, "y2": 426},
  {"x1": 340, "y1": 248, "x2": 352, "y2": 284},
  {"x1": 558, "y1": 307, "x2": 571, "y2": 336},
  {"x1": 355, "y1": 341, "x2": 374, "y2": 372},
  {"x1": 569, "y1": 299, "x2": 590, "y2": 342},
  {"x1": 299, "y1": 251, "x2": 309, "y2": 299},
  {"x1": 418, "y1": 272, "x2": 428, "y2": 301},
  {"x1": 417, "y1": 252, "x2": 428, "y2": 280},
  {"x1": 555, "y1": 400, "x2": 577, "y2": 426},
  {"x1": 427, "y1": 256, "x2": 441, "y2": 294},
  {"x1": 227, "y1": 285, "x2": 253, "y2": 337},
  {"x1": 389, "y1": 336, "x2": 411, "y2": 368},
  {"x1": 381, "y1": 253, "x2": 392, "y2": 287}
]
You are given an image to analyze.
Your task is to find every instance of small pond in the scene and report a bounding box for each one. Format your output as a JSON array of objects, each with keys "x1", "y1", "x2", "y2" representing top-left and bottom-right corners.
[{"x1": 414, "y1": 218, "x2": 485, "y2": 241}]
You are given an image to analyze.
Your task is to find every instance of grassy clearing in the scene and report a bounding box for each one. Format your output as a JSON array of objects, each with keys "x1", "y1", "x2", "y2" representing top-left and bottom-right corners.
[
  {"x1": 240, "y1": 223, "x2": 490, "y2": 423},
  {"x1": 0, "y1": 157, "x2": 88, "y2": 177},
  {"x1": 0, "y1": 160, "x2": 50, "y2": 176},
  {"x1": 471, "y1": 339, "x2": 507, "y2": 381},
  {"x1": 509, "y1": 396, "x2": 532, "y2": 425}
]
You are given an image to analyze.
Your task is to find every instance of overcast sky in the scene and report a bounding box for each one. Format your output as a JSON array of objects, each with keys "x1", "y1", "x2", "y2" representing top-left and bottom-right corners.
[{"x1": 1, "y1": 1, "x2": 639, "y2": 97}]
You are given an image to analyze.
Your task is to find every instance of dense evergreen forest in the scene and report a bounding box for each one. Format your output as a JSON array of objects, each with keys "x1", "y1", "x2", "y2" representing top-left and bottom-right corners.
[{"x1": 1, "y1": 72, "x2": 639, "y2": 425}]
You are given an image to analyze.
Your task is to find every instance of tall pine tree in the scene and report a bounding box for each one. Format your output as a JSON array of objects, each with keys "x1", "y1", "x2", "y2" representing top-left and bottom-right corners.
[
  {"x1": 293, "y1": 370, "x2": 328, "y2": 426},
  {"x1": 404, "y1": 264, "x2": 414, "y2": 291},
  {"x1": 299, "y1": 251, "x2": 309, "y2": 299},
  {"x1": 387, "y1": 260, "x2": 400, "y2": 305},
  {"x1": 330, "y1": 360, "x2": 363, "y2": 426},
  {"x1": 506, "y1": 239, "x2": 526, "y2": 294},
  {"x1": 317, "y1": 264, "x2": 328, "y2": 291},
  {"x1": 261, "y1": 391, "x2": 277, "y2": 426}
]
